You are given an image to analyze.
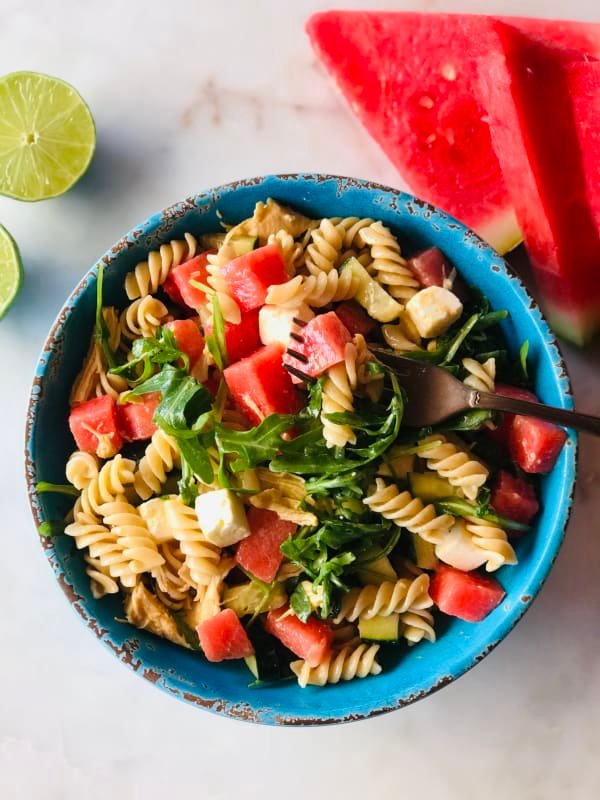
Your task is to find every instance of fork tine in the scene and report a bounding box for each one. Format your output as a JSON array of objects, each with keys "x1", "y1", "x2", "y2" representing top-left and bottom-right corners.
[
  {"x1": 286, "y1": 347, "x2": 309, "y2": 364},
  {"x1": 292, "y1": 317, "x2": 308, "y2": 327},
  {"x1": 289, "y1": 331, "x2": 305, "y2": 344},
  {"x1": 284, "y1": 363, "x2": 313, "y2": 383}
]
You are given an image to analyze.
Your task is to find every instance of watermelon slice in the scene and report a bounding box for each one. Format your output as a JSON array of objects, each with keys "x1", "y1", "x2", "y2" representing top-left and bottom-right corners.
[
  {"x1": 306, "y1": 12, "x2": 600, "y2": 254},
  {"x1": 475, "y1": 22, "x2": 600, "y2": 343}
]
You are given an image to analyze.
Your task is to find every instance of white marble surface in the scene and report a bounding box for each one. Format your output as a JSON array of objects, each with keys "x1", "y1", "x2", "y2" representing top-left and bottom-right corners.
[{"x1": 1, "y1": 0, "x2": 599, "y2": 797}]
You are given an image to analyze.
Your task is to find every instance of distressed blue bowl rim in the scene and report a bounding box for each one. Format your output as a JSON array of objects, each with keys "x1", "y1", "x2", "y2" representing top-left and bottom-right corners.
[{"x1": 24, "y1": 173, "x2": 577, "y2": 725}]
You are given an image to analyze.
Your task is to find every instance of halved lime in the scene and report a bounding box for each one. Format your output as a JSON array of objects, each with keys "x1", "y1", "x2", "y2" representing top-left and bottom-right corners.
[
  {"x1": 0, "y1": 225, "x2": 23, "y2": 318},
  {"x1": 0, "y1": 71, "x2": 96, "y2": 201}
]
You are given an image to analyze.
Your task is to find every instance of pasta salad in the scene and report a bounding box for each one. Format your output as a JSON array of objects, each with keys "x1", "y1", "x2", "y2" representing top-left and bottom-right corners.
[{"x1": 40, "y1": 199, "x2": 567, "y2": 688}]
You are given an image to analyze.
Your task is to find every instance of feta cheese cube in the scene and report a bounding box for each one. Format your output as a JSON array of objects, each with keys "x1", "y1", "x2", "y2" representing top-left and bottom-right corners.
[
  {"x1": 195, "y1": 489, "x2": 250, "y2": 547},
  {"x1": 434, "y1": 520, "x2": 488, "y2": 572},
  {"x1": 259, "y1": 303, "x2": 313, "y2": 346},
  {"x1": 138, "y1": 496, "x2": 176, "y2": 543},
  {"x1": 405, "y1": 286, "x2": 463, "y2": 339}
]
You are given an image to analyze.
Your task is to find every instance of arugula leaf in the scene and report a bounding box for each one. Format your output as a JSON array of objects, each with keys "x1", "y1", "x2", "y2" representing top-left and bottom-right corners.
[
  {"x1": 178, "y1": 458, "x2": 199, "y2": 506},
  {"x1": 435, "y1": 496, "x2": 530, "y2": 532},
  {"x1": 520, "y1": 340, "x2": 529, "y2": 379},
  {"x1": 177, "y1": 435, "x2": 215, "y2": 485},
  {"x1": 442, "y1": 313, "x2": 480, "y2": 365},
  {"x1": 289, "y1": 582, "x2": 312, "y2": 623},
  {"x1": 215, "y1": 414, "x2": 298, "y2": 473},
  {"x1": 153, "y1": 376, "x2": 212, "y2": 437},
  {"x1": 273, "y1": 374, "x2": 403, "y2": 476},
  {"x1": 304, "y1": 468, "x2": 371, "y2": 498},
  {"x1": 36, "y1": 482, "x2": 79, "y2": 497},
  {"x1": 110, "y1": 326, "x2": 189, "y2": 383},
  {"x1": 438, "y1": 409, "x2": 494, "y2": 431},
  {"x1": 38, "y1": 520, "x2": 64, "y2": 537},
  {"x1": 307, "y1": 377, "x2": 324, "y2": 417},
  {"x1": 94, "y1": 265, "x2": 118, "y2": 370},
  {"x1": 125, "y1": 364, "x2": 187, "y2": 398},
  {"x1": 205, "y1": 294, "x2": 229, "y2": 371}
]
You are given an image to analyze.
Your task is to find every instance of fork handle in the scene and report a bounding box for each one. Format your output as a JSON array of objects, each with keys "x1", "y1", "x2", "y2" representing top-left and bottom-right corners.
[{"x1": 474, "y1": 391, "x2": 600, "y2": 436}]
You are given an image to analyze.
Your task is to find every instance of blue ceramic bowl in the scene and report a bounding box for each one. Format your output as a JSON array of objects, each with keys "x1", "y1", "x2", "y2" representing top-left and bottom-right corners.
[{"x1": 25, "y1": 174, "x2": 577, "y2": 725}]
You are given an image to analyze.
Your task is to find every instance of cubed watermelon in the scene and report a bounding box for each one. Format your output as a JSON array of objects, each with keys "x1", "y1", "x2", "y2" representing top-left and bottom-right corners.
[
  {"x1": 196, "y1": 609, "x2": 254, "y2": 662},
  {"x1": 475, "y1": 22, "x2": 600, "y2": 343},
  {"x1": 489, "y1": 384, "x2": 539, "y2": 447},
  {"x1": 334, "y1": 301, "x2": 375, "y2": 337},
  {"x1": 283, "y1": 311, "x2": 352, "y2": 380},
  {"x1": 117, "y1": 393, "x2": 160, "y2": 442},
  {"x1": 164, "y1": 252, "x2": 211, "y2": 310},
  {"x1": 430, "y1": 565, "x2": 506, "y2": 622},
  {"x1": 265, "y1": 606, "x2": 333, "y2": 667},
  {"x1": 235, "y1": 508, "x2": 297, "y2": 583},
  {"x1": 69, "y1": 395, "x2": 123, "y2": 455},
  {"x1": 164, "y1": 319, "x2": 205, "y2": 366},
  {"x1": 306, "y1": 11, "x2": 600, "y2": 253},
  {"x1": 223, "y1": 343, "x2": 303, "y2": 425},
  {"x1": 221, "y1": 244, "x2": 288, "y2": 312},
  {"x1": 509, "y1": 415, "x2": 567, "y2": 474},
  {"x1": 406, "y1": 247, "x2": 470, "y2": 302},
  {"x1": 491, "y1": 470, "x2": 539, "y2": 526},
  {"x1": 204, "y1": 308, "x2": 261, "y2": 364}
]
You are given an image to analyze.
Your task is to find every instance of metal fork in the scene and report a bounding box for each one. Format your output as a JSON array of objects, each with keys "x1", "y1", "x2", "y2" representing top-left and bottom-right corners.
[{"x1": 283, "y1": 322, "x2": 600, "y2": 434}]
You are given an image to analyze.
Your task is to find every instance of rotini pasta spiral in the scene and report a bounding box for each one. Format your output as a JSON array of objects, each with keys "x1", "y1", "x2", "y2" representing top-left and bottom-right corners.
[
  {"x1": 162, "y1": 496, "x2": 222, "y2": 592},
  {"x1": 153, "y1": 540, "x2": 193, "y2": 610},
  {"x1": 290, "y1": 642, "x2": 382, "y2": 687},
  {"x1": 421, "y1": 435, "x2": 489, "y2": 501},
  {"x1": 336, "y1": 216, "x2": 375, "y2": 252},
  {"x1": 70, "y1": 308, "x2": 128, "y2": 404},
  {"x1": 205, "y1": 246, "x2": 242, "y2": 324},
  {"x1": 304, "y1": 218, "x2": 344, "y2": 275},
  {"x1": 268, "y1": 229, "x2": 304, "y2": 276},
  {"x1": 462, "y1": 357, "x2": 496, "y2": 393},
  {"x1": 100, "y1": 499, "x2": 165, "y2": 579},
  {"x1": 121, "y1": 296, "x2": 170, "y2": 342},
  {"x1": 66, "y1": 451, "x2": 99, "y2": 491},
  {"x1": 65, "y1": 505, "x2": 139, "y2": 589},
  {"x1": 134, "y1": 430, "x2": 181, "y2": 500},
  {"x1": 363, "y1": 478, "x2": 454, "y2": 543},
  {"x1": 382, "y1": 322, "x2": 422, "y2": 352},
  {"x1": 321, "y1": 343, "x2": 357, "y2": 448},
  {"x1": 265, "y1": 268, "x2": 360, "y2": 309},
  {"x1": 465, "y1": 517, "x2": 518, "y2": 572},
  {"x1": 358, "y1": 221, "x2": 419, "y2": 302},
  {"x1": 83, "y1": 554, "x2": 120, "y2": 600},
  {"x1": 78, "y1": 455, "x2": 136, "y2": 518},
  {"x1": 334, "y1": 575, "x2": 433, "y2": 623},
  {"x1": 400, "y1": 609, "x2": 436, "y2": 644},
  {"x1": 124, "y1": 233, "x2": 198, "y2": 300},
  {"x1": 353, "y1": 333, "x2": 384, "y2": 402}
]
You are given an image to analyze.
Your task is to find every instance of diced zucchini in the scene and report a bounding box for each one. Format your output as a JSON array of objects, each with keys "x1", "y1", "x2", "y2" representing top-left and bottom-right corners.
[
  {"x1": 409, "y1": 471, "x2": 456, "y2": 502},
  {"x1": 230, "y1": 235, "x2": 258, "y2": 256},
  {"x1": 223, "y1": 581, "x2": 287, "y2": 617},
  {"x1": 359, "y1": 613, "x2": 401, "y2": 643},
  {"x1": 340, "y1": 257, "x2": 402, "y2": 322},
  {"x1": 411, "y1": 533, "x2": 439, "y2": 570},
  {"x1": 356, "y1": 555, "x2": 398, "y2": 586}
]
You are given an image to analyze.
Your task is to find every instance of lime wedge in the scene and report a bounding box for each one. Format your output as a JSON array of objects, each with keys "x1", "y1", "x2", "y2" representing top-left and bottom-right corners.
[
  {"x1": 0, "y1": 71, "x2": 96, "y2": 201},
  {"x1": 0, "y1": 225, "x2": 22, "y2": 318}
]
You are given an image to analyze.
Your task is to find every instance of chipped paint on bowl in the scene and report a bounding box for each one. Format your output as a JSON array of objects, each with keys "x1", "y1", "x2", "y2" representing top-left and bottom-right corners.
[{"x1": 25, "y1": 174, "x2": 577, "y2": 725}]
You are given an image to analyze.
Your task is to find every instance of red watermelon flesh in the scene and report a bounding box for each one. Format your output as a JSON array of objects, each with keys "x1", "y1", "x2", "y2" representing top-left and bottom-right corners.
[
  {"x1": 475, "y1": 22, "x2": 600, "y2": 344},
  {"x1": 306, "y1": 12, "x2": 600, "y2": 254}
]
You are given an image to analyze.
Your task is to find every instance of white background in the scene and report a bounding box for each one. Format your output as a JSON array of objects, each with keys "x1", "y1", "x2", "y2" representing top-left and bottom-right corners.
[{"x1": 1, "y1": 1, "x2": 599, "y2": 798}]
